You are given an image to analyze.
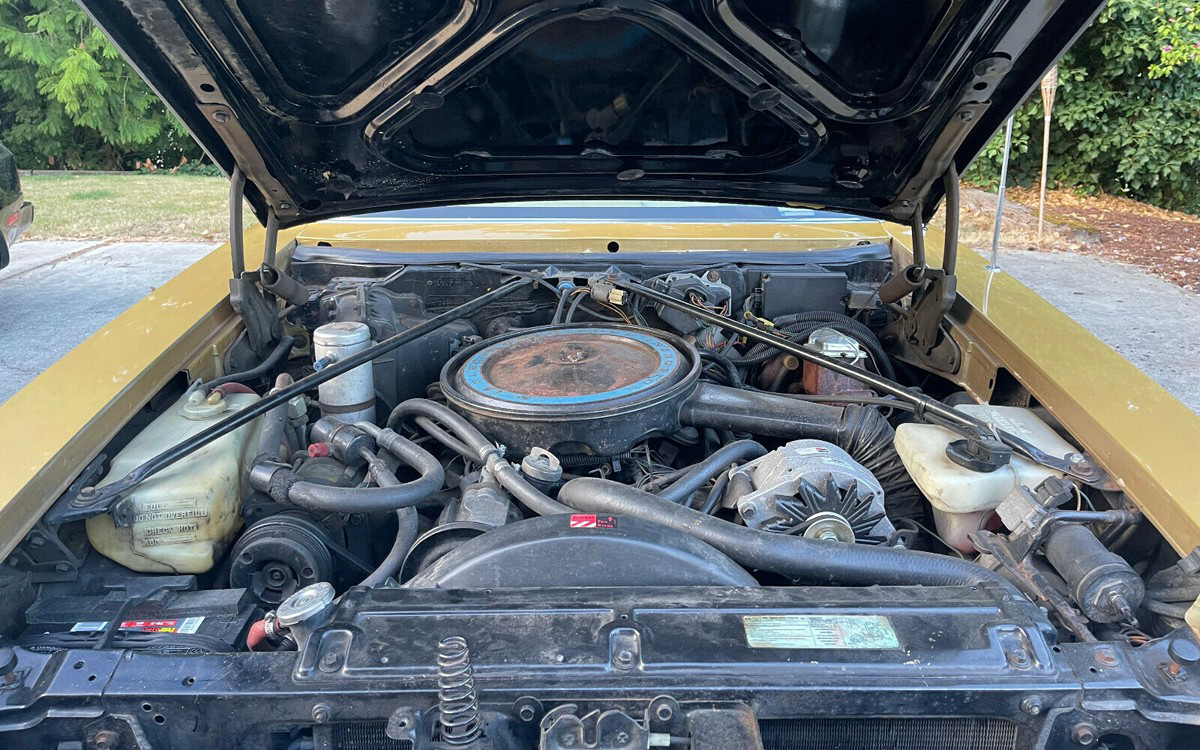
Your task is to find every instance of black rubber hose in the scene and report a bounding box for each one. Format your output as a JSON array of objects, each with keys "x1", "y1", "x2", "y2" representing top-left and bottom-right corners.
[
  {"x1": 656, "y1": 440, "x2": 766, "y2": 504},
  {"x1": 412, "y1": 415, "x2": 474, "y2": 458},
  {"x1": 259, "y1": 264, "x2": 310, "y2": 307},
  {"x1": 699, "y1": 350, "x2": 744, "y2": 388},
  {"x1": 388, "y1": 399, "x2": 573, "y2": 516},
  {"x1": 557, "y1": 478, "x2": 1019, "y2": 591},
  {"x1": 202, "y1": 335, "x2": 295, "y2": 391},
  {"x1": 699, "y1": 470, "x2": 732, "y2": 514},
  {"x1": 360, "y1": 505, "x2": 420, "y2": 587},
  {"x1": 351, "y1": 438, "x2": 422, "y2": 586},
  {"x1": 254, "y1": 373, "x2": 294, "y2": 463},
  {"x1": 258, "y1": 434, "x2": 445, "y2": 514},
  {"x1": 681, "y1": 383, "x2": 924, "y2": 520}
]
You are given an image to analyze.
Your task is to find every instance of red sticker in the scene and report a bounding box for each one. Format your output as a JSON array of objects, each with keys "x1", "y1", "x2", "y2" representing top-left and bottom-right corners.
[{"x1": 569, "y1": 514, "x2": 617, "y2": 529}]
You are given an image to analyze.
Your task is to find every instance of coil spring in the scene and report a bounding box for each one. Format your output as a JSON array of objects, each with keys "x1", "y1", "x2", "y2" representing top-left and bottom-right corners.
[{"x1": 436, "y1": 636, "x2": 481, "y2": 746}]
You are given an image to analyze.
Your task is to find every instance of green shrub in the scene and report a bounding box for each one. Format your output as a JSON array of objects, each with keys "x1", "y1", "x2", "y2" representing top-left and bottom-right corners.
[{"x1": 965, "y1": 0, "x2": 1200, "y2": 214}]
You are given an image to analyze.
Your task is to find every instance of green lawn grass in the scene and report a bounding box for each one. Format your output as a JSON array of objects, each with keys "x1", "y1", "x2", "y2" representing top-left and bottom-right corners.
[{"x1": 21, "y1": 173, "x2": 253, "y2": 242}]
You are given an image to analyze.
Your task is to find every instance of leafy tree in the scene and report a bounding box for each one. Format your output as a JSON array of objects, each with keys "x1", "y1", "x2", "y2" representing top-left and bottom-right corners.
[
  {"x1": 966, "y1": 0, "x2": 1200, "y2": 213},
  {"x1": 0, "y1": 0, "x2": 200, "y2": 168}
]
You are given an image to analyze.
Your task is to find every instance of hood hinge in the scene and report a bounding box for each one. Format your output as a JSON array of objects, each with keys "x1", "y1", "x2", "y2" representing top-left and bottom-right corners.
[
  {"x1": 884, "y1": 165, "x2": 962, "y2": 374},
  {"x1": 227, "y1": 166, "x2": 283, "y2": 357}
]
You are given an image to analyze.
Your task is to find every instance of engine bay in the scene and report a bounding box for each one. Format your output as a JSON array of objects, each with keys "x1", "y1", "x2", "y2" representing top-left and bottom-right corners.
[{"x1": 3, "y1": 245, "x2": 1199, "y2": 749}]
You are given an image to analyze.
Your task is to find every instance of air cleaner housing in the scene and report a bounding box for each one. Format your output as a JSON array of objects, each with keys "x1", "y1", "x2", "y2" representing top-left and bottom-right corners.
[{"x1": 440, "y1": 325, "x2": 700, "y2": 456}]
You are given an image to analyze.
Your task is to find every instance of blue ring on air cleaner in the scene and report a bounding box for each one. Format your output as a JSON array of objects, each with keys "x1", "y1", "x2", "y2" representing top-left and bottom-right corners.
[{"x1": 459, "y1": 329, "x2": 682, "y2": 406}]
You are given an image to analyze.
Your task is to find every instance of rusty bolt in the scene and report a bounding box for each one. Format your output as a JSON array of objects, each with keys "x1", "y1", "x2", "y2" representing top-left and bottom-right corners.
[
  {"x1": 92, "y1": 729, "x2": 120, "y2": 750},
  {"x1": 1167, "y1": 637, "x2": 1200, "y2": 678},
  {"x1": 312, "y1": 703, "x2": 331, "y2": 724},
  {"x1": 1005, "y1": 648, "x2": 1030, "y2": 668},
  {"x1": 1070, "y1": 722, "x2": 1097, "y2": 746},
  {"x1": 706, "y1": 270, "x2": 721, "y2": 282},
  {"x1": 1094, "y1": 646, "x2": 1118, "y2": 667}
]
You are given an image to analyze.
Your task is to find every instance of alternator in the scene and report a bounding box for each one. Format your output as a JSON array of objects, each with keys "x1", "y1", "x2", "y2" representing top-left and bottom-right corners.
[{"x1": 729, "y1": 440, "x2": 895, "y2": 543}]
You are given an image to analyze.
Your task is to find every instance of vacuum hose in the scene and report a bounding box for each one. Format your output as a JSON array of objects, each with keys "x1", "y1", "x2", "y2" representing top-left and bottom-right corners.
[
  {"x1": 557, "y1": 478, "x2": 1018, "y2": 591},
  {"x1": 388, "y1": 399, "x2": 573, "y2": 516}
]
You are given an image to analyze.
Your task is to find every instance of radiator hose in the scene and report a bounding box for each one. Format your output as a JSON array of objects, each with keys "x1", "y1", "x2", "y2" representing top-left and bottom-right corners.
[
  {"x1": 389, "y1": 398, "x2": 1015, "y2": 591},
  {"x1": 557, "y1": 477, "x2": 1018, "y2": 591}
]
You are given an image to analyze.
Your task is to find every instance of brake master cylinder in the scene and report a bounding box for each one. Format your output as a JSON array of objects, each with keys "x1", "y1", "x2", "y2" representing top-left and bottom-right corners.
[
  {"x1": 894, "y1": 404, "x2": 1076, "y2": 553},
  {"x1": 86, "y1": 388, "x2": 263, "y2": 573}
]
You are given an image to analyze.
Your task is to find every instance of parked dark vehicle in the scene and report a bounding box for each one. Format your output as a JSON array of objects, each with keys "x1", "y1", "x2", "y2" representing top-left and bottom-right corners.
[{"x1": 0, "y1": 142, "x2": 33, "y2": 270}]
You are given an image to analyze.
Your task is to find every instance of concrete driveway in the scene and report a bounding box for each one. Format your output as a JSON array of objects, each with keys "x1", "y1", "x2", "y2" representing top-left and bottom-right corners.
[
  {"x1": 0, "y1": 240, "x2": 216, "y2": 403},
  {"x1": 1, "y1": 239, "x2": 1198, "y2": 416}
]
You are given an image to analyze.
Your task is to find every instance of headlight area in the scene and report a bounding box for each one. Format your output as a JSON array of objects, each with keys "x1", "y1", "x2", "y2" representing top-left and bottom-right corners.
[{"x1": 1, "y1": 252, "x2": 1198, "y2": 750}]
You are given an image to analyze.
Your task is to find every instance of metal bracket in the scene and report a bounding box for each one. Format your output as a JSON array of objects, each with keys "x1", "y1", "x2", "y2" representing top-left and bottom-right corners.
[
  {"x1": 541, "y1": 704, "x2": 668, "y2": 750},
  {"x1": 972, "y1": 529, "x2": 1097, "y2": 643},
  {"x1": 5, "y1": 519, "x2": 86, "y2": 583},
  {"x1": 995, "y1": 431, "x2": 1118, "y2": 490}
]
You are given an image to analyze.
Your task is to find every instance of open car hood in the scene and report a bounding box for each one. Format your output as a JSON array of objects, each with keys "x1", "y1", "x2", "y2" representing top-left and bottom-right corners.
[{"x1": 81, "y1": 0, "x2": 1102, "y2": 227}]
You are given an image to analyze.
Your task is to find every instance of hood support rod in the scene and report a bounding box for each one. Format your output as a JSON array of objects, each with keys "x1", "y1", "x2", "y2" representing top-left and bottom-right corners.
[
  {"x1": 610, "y1": 275, "x2": 1112, "y2": 488},
  {"x1": 57, "y1": 277, "x2": 534, "y2": 523},
  {"x1": 613, "y1": 277, "x2": 978, "y2": 431},
  {"x1": 229, "y1": 166, "x2": 246, "y2": 278}
]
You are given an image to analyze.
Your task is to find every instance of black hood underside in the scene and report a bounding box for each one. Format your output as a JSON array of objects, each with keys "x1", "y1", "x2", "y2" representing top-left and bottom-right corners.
[{"x1": 79, "y1": 0, "x2": 1103, "y2": 227}]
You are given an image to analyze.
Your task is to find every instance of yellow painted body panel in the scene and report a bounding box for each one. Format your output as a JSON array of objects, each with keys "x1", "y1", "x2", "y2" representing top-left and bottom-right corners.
[
  {"x1": 0, "y1": 225, "x2": 292, "y2": 551},
  {"x1": 0, "y1": 216, "x2": 1198, "y2": 562},
  {"x1": 296, "y1": 217, "x2": 890, "y2": 253}
]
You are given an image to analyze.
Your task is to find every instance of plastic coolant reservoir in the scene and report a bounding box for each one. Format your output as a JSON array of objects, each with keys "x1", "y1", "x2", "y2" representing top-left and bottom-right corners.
[
  {"x1": 86, "y1": 388, "x2": 263, "y2": 573},
  {"x1": 894, "y1": 404, "x2": 1077, "y2": 552}
]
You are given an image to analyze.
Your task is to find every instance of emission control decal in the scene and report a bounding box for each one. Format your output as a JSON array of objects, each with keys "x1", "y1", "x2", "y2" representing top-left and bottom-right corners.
[
  {"x1": 742, "y1": 614, "x2": 900, "y2": 649},
  {"x1": 568, "y1": 514, "x2": 617, "y2": 529}
]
